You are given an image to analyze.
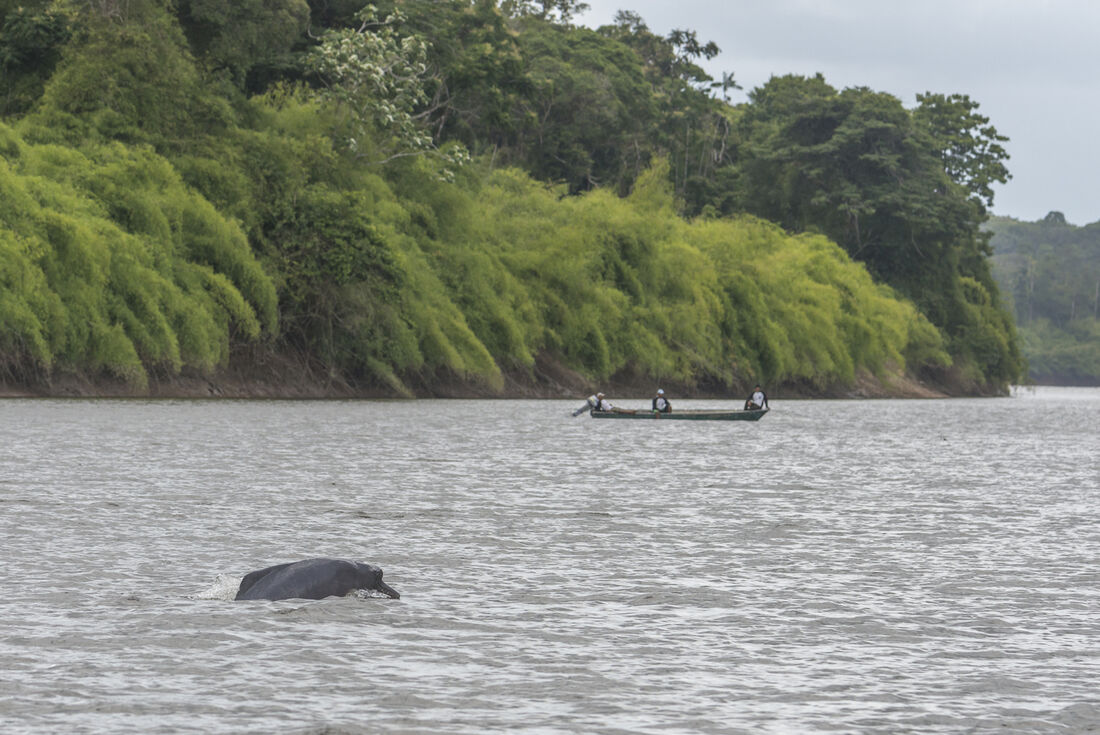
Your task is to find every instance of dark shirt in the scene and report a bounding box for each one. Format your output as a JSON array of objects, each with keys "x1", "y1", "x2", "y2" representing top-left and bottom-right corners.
[{"x1": 746, "y1": 390, "x2": 768, "y2": 409}]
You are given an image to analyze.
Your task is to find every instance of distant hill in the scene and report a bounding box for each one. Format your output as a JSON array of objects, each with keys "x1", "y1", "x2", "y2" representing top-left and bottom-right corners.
[{"x1": 987, "y1": 213, "x2": 1100, "y2": 384}]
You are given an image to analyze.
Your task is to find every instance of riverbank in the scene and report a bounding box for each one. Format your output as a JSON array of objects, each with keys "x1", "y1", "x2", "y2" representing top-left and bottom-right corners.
[{"x1": 0, "y1": 351, "x2": 974, "y2": 400}]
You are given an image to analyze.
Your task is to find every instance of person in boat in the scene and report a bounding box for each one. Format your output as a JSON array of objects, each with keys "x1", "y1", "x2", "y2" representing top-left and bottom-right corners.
[
  {"x1": 652, "y1": 388, "x2": 671, "y2": 413},
  {"x1": 744, "y1": 385, "x2": 769, "y2": 411},
  {"x1": 572, "y1": 394, "x2": 600, "y2": 416},
  {"x1": 594, "y1": 392, "x2": 614, "y2": 411}
]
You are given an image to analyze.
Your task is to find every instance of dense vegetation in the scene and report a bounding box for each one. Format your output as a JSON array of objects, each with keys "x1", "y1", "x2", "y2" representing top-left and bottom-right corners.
[
  {"x1": 987, "y1": 213, "x2": 1100, "y2": 384},
  {"x1": 0, "y1": 0, "x2": 1023, "y2": 395}
]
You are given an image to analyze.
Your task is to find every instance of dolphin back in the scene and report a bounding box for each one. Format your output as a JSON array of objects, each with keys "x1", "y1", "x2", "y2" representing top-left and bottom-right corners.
[
  {"x1": 235, "y1": 558, "x2": 398, "y2": 601},
  {"x1": 235, "y1": 561, "x2": 296, "y2": 600}
]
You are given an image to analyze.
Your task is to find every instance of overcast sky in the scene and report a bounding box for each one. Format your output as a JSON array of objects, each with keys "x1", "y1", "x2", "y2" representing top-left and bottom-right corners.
[{"x1": 576, "y1": 0, "x2": 1100, "y2": 225}]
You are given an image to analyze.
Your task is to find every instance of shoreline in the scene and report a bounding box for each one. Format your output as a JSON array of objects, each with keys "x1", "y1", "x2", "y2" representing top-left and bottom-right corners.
[
  {"x1": 2, "y1": 348, "x2": 1046, "y2": 400},
  {"x1": 0, "y1": 356, "x2": 978, "y2": 401}
]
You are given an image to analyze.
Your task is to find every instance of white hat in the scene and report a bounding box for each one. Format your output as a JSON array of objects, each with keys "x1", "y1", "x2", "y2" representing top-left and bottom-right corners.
[{"x1": 657, "y1": 389, "x2": 664, "y2": 395}]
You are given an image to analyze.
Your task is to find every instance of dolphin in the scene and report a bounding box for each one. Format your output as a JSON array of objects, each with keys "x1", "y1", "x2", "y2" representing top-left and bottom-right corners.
[{"x1": 234, "y1": 558, "x2": 400, "y2": 601}]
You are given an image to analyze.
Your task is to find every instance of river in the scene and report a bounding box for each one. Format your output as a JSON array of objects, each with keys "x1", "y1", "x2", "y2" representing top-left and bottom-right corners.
[{"x1": 1, "y1": 387, "x2": 1098, "y2": 733}]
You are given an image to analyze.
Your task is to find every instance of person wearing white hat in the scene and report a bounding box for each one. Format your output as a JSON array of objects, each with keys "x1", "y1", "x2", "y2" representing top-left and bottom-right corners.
[
  {"x1": 595, "y1": 392, "x2": 614, "y2": 411},
  {"x1": 651, "y1": 388, "x2": 671, "y2": 413}
]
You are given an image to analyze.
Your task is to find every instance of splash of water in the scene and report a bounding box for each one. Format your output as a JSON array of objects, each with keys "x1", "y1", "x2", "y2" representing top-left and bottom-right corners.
[{"x1": 193, "y1": 573, "x2": 243, "y2": 601}]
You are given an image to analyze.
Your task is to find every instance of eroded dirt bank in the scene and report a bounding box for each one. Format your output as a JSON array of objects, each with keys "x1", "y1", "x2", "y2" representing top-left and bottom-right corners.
[{"x1": 0, "y1": 351, "x2": 992, "y2": 401}]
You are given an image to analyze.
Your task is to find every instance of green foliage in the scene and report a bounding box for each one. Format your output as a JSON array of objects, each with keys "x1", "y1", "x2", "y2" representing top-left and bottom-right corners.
[
  {"x1": 305, "y1": 5, "x2": 469, "y2": 176},
  {"x1": 386, "y1": 158, "x2": 540, "y2": 370},
  {"x1": 695, "y1": 215, "x2": 947, "y2": 386},
  {"x1": 0, "y1": 122, "x2": 275, "y2": 387},
  {"x1": 988, "y1": 214, "x2": 1100, "y2": 327},
  {"x1": 27, "y1": 0, "x2": 234, "y2": 149},
  {"x1": 0, "y1": 1, "x2": 1019, "y2": 394},
  {"x1": 1017, "y1": 319, "x2": 1100, "y2": 384},
  {"x1": 913, "y1": 92, "x2": 1011, "y2": 208},
  {"x1": 0, "y1": 229, "x2": 64, "y2": 377},
  {"x1": 988, "y1": 214, "x2": 1100, "y2": 383},
  {"x1": 219, "y1": 92, "x2": 500, "y2": 391},
  {"x1": 379, "y1": 2, "x2": 714, "y2": 195},
  {"x1": 946, "y1": 275, "x2": 1022, "y2": 386},
  {"x1": 394, "y1": 0, "x2": 530, "y2": 155},
  {"x1": 515, "y1": 22, "x2": 657, "y2": 192},
  {"x1": 724, "y1": 74, "x2": 1021, "y2": 387},
  {"x1": 0, "y1": 4, "x2": 70, "y2": 115},
  {"x1": 175, "y1": 0, "x2": 309, "y2": 87},
  {"x1": 502, "y1": 0, "x2": 590, "y2": 23},
  {"x1": 454, "y1": 159, "x2": 943, "y2": 388},
  {"x1": 598, "y1": 12, "x2": 731, "y2": 197},
  {"x1": 261, "y1": 181, "x2": 410, "y2": 367}
]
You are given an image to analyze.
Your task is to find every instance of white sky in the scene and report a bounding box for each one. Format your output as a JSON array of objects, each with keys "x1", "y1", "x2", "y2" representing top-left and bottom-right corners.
[{"x1": 577, "y1": 0, "x2": 1100, "y2": 225}]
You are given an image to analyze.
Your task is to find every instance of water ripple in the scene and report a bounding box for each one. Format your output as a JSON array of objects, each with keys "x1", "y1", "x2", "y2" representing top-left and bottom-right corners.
[{"x1": 1, "y1": 389, "x2": 1098, "y2": 733}]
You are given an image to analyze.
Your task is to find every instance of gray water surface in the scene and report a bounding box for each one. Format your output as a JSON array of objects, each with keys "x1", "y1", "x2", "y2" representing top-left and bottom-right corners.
[{"x1": 2, "y1": 388, "x2": 1098, "y2": 733}]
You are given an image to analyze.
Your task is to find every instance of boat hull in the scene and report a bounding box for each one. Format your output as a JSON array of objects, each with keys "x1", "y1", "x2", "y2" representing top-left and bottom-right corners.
[{"x1": 590, "y1": 409, "x2": 768, "y2": 421}]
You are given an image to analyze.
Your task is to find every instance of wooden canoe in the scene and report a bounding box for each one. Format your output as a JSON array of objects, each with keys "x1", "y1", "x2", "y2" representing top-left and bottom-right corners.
[{"x1": 590, "y1": 408, "x2": 768, "y2": 421}]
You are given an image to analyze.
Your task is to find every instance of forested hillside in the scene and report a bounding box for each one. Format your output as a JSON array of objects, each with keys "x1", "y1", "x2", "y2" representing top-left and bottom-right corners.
[
  {"x1": 987, "y1": 213, "x2": 1100, "y2": 384},
  {"x1": 0, "y1": 0, "x2": 1023, "y2": 396}
]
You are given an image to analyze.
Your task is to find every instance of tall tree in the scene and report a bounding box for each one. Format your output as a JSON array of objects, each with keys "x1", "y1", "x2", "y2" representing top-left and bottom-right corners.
[
  {"x1": 372, "y1": 0, "x2": 532, "y2": 155},
  {"x1": 599, "y1": 12, "x2": 730, "y2": 197},
  {"x1": 0, "y1": 2, "x2": 70, "y2": 115},
  {"x1": 913, "y1": 92, "x2": 1010, "y2": 209},
  {"x1": 30, "y1": 0, "x2": 232, "y2": 148},
  {"x1": 305, "y1": 4, "x2": 468, "y2": 176},
  {"x1": 511, "y1": 20, "x2": 657, "y2": 192},
  {"x1": 175, "y1": 0, "x2": 310, "y2": 89}
]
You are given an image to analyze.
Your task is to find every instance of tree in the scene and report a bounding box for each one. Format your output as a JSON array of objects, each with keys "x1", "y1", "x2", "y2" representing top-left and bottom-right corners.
[
  {"x1": 0, "y1": 4, "x2": 70, "y2": 115},
  {"x1": 501, "y1": 0, "x2": 590, "y2": 24},
  {"x1": 512, "y1": 21, "x2": 657, "y2": 192},
  {"x1": 374, "y1": 0, "x2": 532, "y2": 155},
  {"x1": 597, "y1": 12, "x2": 730, "y2": 197},
  {"x1": 913, "y1": 92, "x2": 1010, "y2": 209},
  {"x1": 175, "y1": 0, "x2": 309, "y2": 89},
  {"x1": 306, "y1": 5, "x2": 468, "y2": 177},
  {"x1": 26, "y1": 0, "x2": 238, "y2": 150}
]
